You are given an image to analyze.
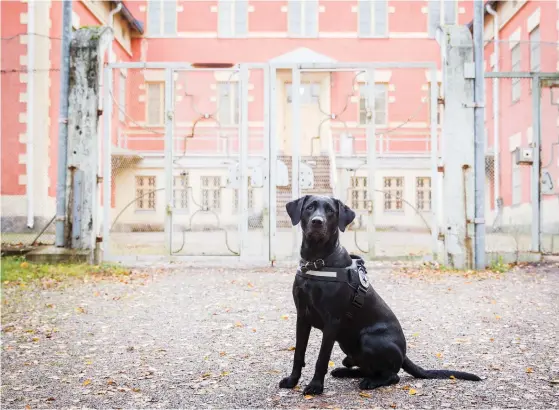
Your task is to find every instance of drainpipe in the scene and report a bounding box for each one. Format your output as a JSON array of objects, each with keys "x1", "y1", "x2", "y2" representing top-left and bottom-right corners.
[
  {"x1": 26, "y1": 0, "x2": 35, "y2": 228},
  {"x1": 54, "y1": 0, "x2": 73, "y2": 247},
  {"x1": 486, "y1": 4, "x2": 500, "y2": 225},
  {"x1": 107, "y1": 3, "x2": 122, "y2": 64}
]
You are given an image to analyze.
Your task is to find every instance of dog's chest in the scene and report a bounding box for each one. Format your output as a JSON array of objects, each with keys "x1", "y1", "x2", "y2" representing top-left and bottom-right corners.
[{"x1": 293, "y1": 276, "x2": 351, "y2": 326}]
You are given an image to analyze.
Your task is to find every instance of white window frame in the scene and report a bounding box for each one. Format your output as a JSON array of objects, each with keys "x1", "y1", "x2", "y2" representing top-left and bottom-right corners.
[
  {"x1": 443, "y1": 0, "x2": 458, "y2": 25},
  {"x1": 147, "y1": 0, "x2": 177, "y2": 37},
  {"x1": 416, "y1": 177, "x2": 432, "y2": 212},
  {"x1": 383, "y1": 177, "x2": 404, "y2": 212},
  {"x1": 511, "y1": 153, "x2": 521, "y2": 205},
  {"x1": 529, "y1": 25, "x2": 541, "y2": 72},
  {"x1": 358, "y1": 83, "x2": 388, "y2": 126},
  {"x1": 173, "y1": 173, "x2": 189, "y2": 211},
  {"x1": 217, "y1": 81, "x2": 239, "y2": 126},
  {"x1": 428, "y1": 0, "x2": 441, "y2": 38},
  {"x1": 357, "y1": 0, "x2": 388, "y2": 38},
  {"x1": 511, "y1": 43, "x2": 521, "y2": 102},
  {"x1": 201, "y1": 176, "x2": 222, "y2": 211},
  {"x1": 135, "y1": 176, "x2": 157, "y2": 211},
  {"x1": 288, "y1": 0, "x2": 319, "y2": 38},
  {"x1": 350, "y1": 176, "x2": 368, "y2": 211},
  {"x1": 285, "y1": 82, "x2": 320, "y2": 105},
  {"x1": 146, "y1": 81, "x2": 165, "y2": 126},
  {"x1": 429, "y1": 81, "x2": 443, "y2": 126},
  {"x1": 218, "y1": 0, "x2": 248, "y2": 38},
  {"x1": 119, "y1": 71, "x2": 126, "y2": 122},
  {"x1": 234, "y1": 177, "x2": 254, "y2": 213}
]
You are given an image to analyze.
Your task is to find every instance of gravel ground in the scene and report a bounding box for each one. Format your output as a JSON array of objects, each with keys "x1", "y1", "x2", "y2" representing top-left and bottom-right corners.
[{"x1": 2, "y1": 261, "x2": 559, "y2": 409}]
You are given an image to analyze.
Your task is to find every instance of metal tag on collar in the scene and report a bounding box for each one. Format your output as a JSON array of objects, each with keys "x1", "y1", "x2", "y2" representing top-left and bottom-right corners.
[{"x1": 358, "y1": 268, "x2": 370, "y2": 289}]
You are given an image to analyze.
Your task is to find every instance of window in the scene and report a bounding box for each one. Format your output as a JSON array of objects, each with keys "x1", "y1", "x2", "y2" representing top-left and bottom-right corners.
[
  {"x1": 511, "y1": 153, "x2": 521, "y2": 205},
  {"x1": 383, "y1": 177, "x2": 404, "y2": 211},
  {"x1": 201, "y1": 176, "x2": 221, "y2": 210},
  {"x1": 511, "y1": 44, "x2": 521, "y2": 102},
  {"x1": 359, "y1": 84, "x2": 388, "y2": 126},
  {"x1": 288, "y1": 0, "x2": 318, "y2": 37},
  {"x1": 119, "y1": 72, "x2": 126, "y2": 122},
  {"x1": 443, "y1": 0, "x2": 457, "y2": 24},
  {"x1": 285, "y1": 82, "x2": 320, "y2": 104},
  {"x1": 147, "y1": 0, "x2": 177, "y2": 36},
  {"x1": 350, "y1": 177, "x2": 368, "y2": 211},
  {"x1": 173, "y1": 173, "x2": 189, "y2": 210},
  {"x1": 529, "y1": 26, "x2": 541, "y2": 72},
  {"x1": 217, "y1": 82, "x2": 239, "y2": 125},
  {"x1": 428, "y1": 0, "x2": 441, "y2": 38},
  {"x1": 234, "y1": 177, "x2": 254, "y2": 213},
  {"x1": 147, "y1": 82, "x2": 164, "y2": 125},
  {"x1": 136, "y1": 176, "x2": 156, "y2": 210},
  {"x1": 416, "y1": 177, "x2": 432, "y2": 212},
  {"x1": 218, "y1": 0, "x2": 248, "y2": 37},
  {"x1": 358, "y1": 0, "x2": 388, "y2": 37}
]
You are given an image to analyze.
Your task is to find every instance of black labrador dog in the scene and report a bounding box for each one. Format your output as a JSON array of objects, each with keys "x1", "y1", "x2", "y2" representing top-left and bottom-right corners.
[{"x1": 279, "y1": 195, "x2": 481, "y2": 395}]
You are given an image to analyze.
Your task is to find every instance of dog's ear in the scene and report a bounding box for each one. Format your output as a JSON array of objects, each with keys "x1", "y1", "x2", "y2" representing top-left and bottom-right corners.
[
  {"x1": 336, "y1": 199, "x2": 356, "y2": 232},
  {"x1": 285, "y1": 195, "x2": 309, "y2": 226}
]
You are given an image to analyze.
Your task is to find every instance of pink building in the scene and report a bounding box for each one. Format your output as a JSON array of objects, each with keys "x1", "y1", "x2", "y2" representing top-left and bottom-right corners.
[{"x1": 1, "y1": 0, "x2": 555, "y2": 258}]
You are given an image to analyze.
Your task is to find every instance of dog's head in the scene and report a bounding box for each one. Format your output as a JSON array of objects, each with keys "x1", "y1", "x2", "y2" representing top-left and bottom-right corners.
[{"x1": 286, "y1": 195, "x2": 356, "y2": 241}]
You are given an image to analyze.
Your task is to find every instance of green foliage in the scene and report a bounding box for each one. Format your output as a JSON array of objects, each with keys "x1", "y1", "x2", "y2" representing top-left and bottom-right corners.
[{"x1": 1, "y1": 257, "x2": 129, "y2": 285}]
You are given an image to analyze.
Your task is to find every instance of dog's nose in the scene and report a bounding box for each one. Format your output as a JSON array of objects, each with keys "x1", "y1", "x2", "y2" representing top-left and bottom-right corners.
[{"x1": 311, "y1": 216, "x2": 324, "y2": 226}]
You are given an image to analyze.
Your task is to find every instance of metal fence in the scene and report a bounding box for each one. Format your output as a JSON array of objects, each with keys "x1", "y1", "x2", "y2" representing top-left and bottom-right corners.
[
  {"x1": 484, "y1": 39, "x2": 559, "y2": 260},
  {"x1": 101, "y1": 62, "x2": 441, "y2": 262}
]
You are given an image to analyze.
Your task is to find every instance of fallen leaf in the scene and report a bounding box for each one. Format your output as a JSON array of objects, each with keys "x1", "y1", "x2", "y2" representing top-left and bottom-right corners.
[
  {"x1": 449, "y1": 375, "x2": 456, "y2": 380},
  {"x1": 412, "y1": 333, "x2": 419, "y2": 338},
  {"x1": 219, "y1": 352, "x2": 227, "y2": 357},
  {"x1": 359, "y1": 392, "x2": 371, "y2": 398},
  {"x1": 436, "y1": 353, "x2": 443, "y2": 359},
  {"x1": 46, "y1": 397, "x2": 55, "y2": 402},
  {"x1": 490, "y1": 338, "x2": 495, "y2": 342},
  {"x1": 287, "y1": 346, "x2": 296, "y2": 351},
  {"x1": 85, "y1": 361, "x2": 92, "y2": 365},
  {"x1": 328, "y1": 361, "x2": 335, "y2": 367},
  {"x1": 390, "y1": 403, "x2": 397, "y2": 409},
  {"x1": 526, "y1": 367, "x2": 534, "y2": 373},
  {"x1": 107, "y1": 380, "x2": 116, "y2": 386},
  {"x1": 304, "y1": 395, "x2": 314, "y2": 400},
  {"x1": 82, "y1": 379, "x2": 91, "y2": 387},
  {"x1": 221, "y1": 371, "x2": 230, "y2": 376},
  {"x1": 402, "y1": 385, "x2": 410, "y2": 391},
  {"x1": 494, "y1": 315, "x2": 501, "y2": 320},
  {"x1": 20, "y1": 262, "x2": 29, "y2": 269},
  {"x1": 76, "y1": 307, "x2": 86, "y2": 314},
  {"x1": 293, "y1": 385, "x2": 301, "y2": 391},
  {"x1": 247, "y1": 282, "x2": 254, "y2": 288},
  {"x1": 25, "y1": 405, "x2": 31, "y2": 410},
  {"x1": 234, "y1": 322, "x2": 243, "y2": 328},
  {"x1": 32, "y1": 337, "x2": 39, "y2": 342},
  {"x1": 202, "y1": 372, "x2": 211, "y2": 378},
  {"x1": 252, "y1": 328, "x2": 256, "y2": 332},
  {"x1": 132, "y1": 387, "x2": 141, "y2": 393},
  {"x1": 281, "y1": 314, "x2": 289, "y2": 320},
  {"x1": 409, "y1": 388, "x2": 417, "y2": 395}
]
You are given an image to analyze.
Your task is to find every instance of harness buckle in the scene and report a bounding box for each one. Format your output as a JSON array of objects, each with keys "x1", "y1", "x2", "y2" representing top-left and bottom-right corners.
[{"x1": 301, "y1": 259, "x2": 325, "y2": 272}]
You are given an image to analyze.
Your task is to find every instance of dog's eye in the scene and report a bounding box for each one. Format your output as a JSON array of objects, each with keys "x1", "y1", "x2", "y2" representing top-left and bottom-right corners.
[
  {"x1": 325, "y1": 206, "x2": 334, "y2": 214},
  {"x1": 306, "y1": 204, "x2": 314, "y2": 211}
]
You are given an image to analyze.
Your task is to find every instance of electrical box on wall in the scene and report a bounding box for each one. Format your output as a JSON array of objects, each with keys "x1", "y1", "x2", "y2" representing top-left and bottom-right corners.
[{"x1": 513, "y1": 147, "x2": 534, "y2": 165}]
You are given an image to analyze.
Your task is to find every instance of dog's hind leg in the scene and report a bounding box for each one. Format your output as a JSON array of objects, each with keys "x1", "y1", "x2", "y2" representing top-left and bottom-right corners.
[
  {"x1": 342, "y1": 356, "x2": 356, "y2": 368},
  {"x1": 359, "y1": 372, "x2": 400, "y2": 390},
  {"x1": 331, "y1": 367, "x2": 364, "y2": 378}
]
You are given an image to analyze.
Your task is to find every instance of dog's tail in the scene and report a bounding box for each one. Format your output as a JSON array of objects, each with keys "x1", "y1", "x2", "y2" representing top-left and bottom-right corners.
[{"x1": 402, "y1": 357, "x2": 481, "y2": 381}]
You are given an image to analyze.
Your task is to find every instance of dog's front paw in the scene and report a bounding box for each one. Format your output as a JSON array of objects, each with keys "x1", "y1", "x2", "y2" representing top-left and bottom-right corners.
[
  {"x1": 279, "y1": 376, "x2": 299, "y2": 389},
  {"x1": 303, "y1": 380, "x2": 324, "y2": 395}
]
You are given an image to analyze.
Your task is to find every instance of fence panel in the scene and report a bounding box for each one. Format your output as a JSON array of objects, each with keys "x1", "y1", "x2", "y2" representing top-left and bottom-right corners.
[{"x1": 540, "y1": 79, "x2": 559, "y2": 255}]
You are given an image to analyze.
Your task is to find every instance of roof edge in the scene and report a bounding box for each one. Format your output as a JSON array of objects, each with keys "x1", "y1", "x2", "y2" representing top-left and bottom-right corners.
[{"x1": 111, "y1": 1, "x2": 144, "y2": 35}]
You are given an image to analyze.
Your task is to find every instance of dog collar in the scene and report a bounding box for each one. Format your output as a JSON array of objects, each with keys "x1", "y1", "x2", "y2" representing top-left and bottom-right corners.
[{"x1": 299, "y1": 259, "x2": 326, "y2": 272}]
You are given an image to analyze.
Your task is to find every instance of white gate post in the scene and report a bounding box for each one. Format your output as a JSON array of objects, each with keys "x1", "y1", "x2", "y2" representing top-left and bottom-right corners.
[
  {"x1": 429, "y1": 69, "x2": 440, "y2": 260},
  {"x1": 366, "y1": 69, "x2": 376, "y2": 259},
  {"x1": 291, "y1": 67, "x2": 302, "y2": 258},
  {"x1": 102, "y1": 66, "x2": 113, "y2": 260},
  {"x1": 269, "y1": 66, "x2": 278, "y2": 262},
  {"x1": 262, "y1": 66, "x2": 271, "y2": 261},
  {"x1": 164, "y1": 68, "x2": 174, "y2": 254},
  {"x1": 441, "y1": 26, "x2": 476, "y2": 269},
  {"x1": 239, "y1": 65, "x2": 250, "y2": 259}
]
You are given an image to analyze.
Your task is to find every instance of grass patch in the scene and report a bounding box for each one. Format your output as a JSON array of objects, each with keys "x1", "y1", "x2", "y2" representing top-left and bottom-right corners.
[{"x1": 1, "y1": 256, "x2": 130, "y2": 285}]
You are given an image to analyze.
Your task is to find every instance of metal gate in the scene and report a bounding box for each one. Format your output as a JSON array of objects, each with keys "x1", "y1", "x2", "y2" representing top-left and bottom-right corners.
[{"x1": 102, "y1": 62, "x2": 440, "y2": 263}]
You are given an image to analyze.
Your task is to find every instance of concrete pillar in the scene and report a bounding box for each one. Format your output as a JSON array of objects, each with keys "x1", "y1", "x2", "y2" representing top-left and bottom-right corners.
[
  {"x1": 66, "y1": 28, "x2": 111, "y2": 253},
  {"x1": 440, "y1": 26, "x2": 475, "y2": 269}
]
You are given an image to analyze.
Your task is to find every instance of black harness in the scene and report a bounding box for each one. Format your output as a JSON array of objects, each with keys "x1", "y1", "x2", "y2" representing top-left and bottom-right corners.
[{"x1": 296, "y1": 255, "x2": 370, "y2": 320}]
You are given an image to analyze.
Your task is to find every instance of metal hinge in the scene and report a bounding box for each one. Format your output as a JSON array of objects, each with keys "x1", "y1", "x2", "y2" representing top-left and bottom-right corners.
[
  {"x1": 437, "y1": 96, "x2": 445, "y2": 106},
  {"x1": 473, "y1": 218, "x2": 485, "y2": 224},
  {"x1": 463, "y1": 102, "x2": 485, "y2": 108}
]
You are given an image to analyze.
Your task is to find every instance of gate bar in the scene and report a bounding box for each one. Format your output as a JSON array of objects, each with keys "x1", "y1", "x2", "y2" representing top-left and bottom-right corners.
[
  {"x1": 531, "y1": 75, "x2": 541, "y2": 252},
  {"x1": 291, "y1": 68, "x2": 302, "y2": 258},
  {"x1": 164, "y1": 68, "x2": 174, "y2": 254},
  {"x1": 429, "y1": 68, "x2": 439, "y2": 259},
  {"x1": 102, "y1": 66, "x2": 113, "y2": 260},
  {"x1": 269, "y1": 67, "x2": 278, "y2": 262},
  {"x1": 366, "y1": 69, "x2": 376, "y2": 259},
  {"x1": 239, "y1": 65, "x2": 249, "y2": 259}
]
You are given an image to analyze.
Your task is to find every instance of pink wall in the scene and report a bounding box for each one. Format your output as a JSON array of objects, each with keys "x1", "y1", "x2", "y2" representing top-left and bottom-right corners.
[{"x1": 1, "y1": 1, "x2": 28, "y2": 196}]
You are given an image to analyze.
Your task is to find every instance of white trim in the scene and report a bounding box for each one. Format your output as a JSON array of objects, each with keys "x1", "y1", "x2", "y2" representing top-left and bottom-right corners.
[
  {"x1": 527, "y1": 8, "x2": 541, "y2": 33},
  {"x1": 305, "y1": 270, "x2": 337, "y2": 278},
  {"x1": 509, "y1": 132, "x2": 521, "y2": 152},
  {"x1": 508, "y1": 28, "x2": 521, "y2": 49}
]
